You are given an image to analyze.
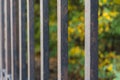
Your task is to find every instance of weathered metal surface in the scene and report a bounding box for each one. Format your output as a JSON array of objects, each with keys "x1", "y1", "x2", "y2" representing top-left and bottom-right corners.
[
  {"x1": 57, "y1": 0, "x2": 68, "y2": 80},
  {"x1": 40, "y1": 0, "x2": 49, "y2": 80},
  {"x1": 4, "y1": 0, "x2": 11, "y2": 78},
  {"x1": 85, "y1": 0, "x2": 98, "y2": 80},
  {"x1": 19, "y1": 0, "x2": 27, "y2": 80},
  {"x1": 10, "y1": 0, "x2": 19, "y2": 80},
  {"x1": 27, "y1": 0, "x2": 35, "y2": 80}
]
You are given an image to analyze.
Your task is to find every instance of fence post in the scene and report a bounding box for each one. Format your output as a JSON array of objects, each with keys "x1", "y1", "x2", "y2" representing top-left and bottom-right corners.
[
  {"x1": 40, "y1": 0, "x2": 49, "y2": 80},
  {"x1": 10, "y1": 0, "x2": 19, "y2": 80},
  {"x1": 85, "y1": 0, "x2": 98, "y2": 80},
  {"x1": 57, "y1": 0, "x2": 68, "y2": 80},
  {"x1": 19, "y1": 0, "x2": 27, "y2": 80},
  {"x1": 27, "y1": 0, "x2": 35, "y2": 80}
]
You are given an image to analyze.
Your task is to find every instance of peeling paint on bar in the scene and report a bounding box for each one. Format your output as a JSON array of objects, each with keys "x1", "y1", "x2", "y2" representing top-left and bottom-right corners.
[
  {"x1": 1, "y1": 69, "x2": 6, "y2": 80},
  {"x1": 85, "y1": 0, "x2": 98, "y2": 80},
  {"x1": 7, "y1": 74, "x2": 12, "y2": 80},
  {"x1": 57, "y1": 0, "x2": 68, "y2": 80}
]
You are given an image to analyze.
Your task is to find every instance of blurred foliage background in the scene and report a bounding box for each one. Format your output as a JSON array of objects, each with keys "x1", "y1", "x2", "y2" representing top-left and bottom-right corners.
[{"x1": 34, "y1": 0, "x2": 120, "y2": 80}]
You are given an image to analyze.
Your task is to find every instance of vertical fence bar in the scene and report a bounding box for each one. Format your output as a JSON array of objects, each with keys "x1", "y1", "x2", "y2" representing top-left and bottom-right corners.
[
  {"x1": 0, "y1": 1, "x2": 2, "y2": 79},
  {"x1": 4, "y1": 0, "x2": 11, "y2": 79},
  {"x1": 0, "y1": 0, "x2": 6, "y2": 80},
  {"x1": 19, "y1": 0, "x2": 27, "y2": 80},
  {"x1": 85, "y1": 0, "x2": 98, "y2": 80},
  {"x1": 0, "y1": 0, "x2": 2, "y2": 65},
  {"x1": 40, "y1": 0, "x2": 49, "y2": 80},
  {"x1": 27, "y1": 0, "x2": 34, "y2": 80},
  {"x1": 0, "y1": 0, "x2": 5, "y2": 79},
  {"x1": 57, "y1": 0, "x2": 68, "y2": 80},
  {"x1": 10, "y1": 0, "x2": 19, "y2": 80}
]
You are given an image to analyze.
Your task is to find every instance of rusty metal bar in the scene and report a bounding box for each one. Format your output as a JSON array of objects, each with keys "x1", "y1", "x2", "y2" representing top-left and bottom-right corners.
[
  {"x1": 40, "y1": 0, "x2": 49, "y2": 80},
  {"x1": 19, "y1": 0, "x2": 27, "y2": 80},
  {"x1": 10, "y1": 0, "x2": 19, "y2": 80},
  {"x1": 27, "y1": 0, "x2": 34, "y2": 80},
  {"x1": 57, "y1": 0, "x2": 68, "y2": 80},
  {"x1": 85, "y1": 0, "x2": 98, "y2": 80},
  {"x1": 4, "y1": 0, "x2": 11, "y2": 79}
]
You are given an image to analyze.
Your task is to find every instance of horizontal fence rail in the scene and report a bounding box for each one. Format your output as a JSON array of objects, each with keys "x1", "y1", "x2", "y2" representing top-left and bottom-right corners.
[{"x1": 0, "y1": 0, "x2": 98, "y2": 80}]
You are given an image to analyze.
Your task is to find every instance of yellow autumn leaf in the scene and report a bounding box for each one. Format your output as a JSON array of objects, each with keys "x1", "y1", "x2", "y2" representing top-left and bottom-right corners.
[
  {"x1": 69, "y1": 46, "x2": 81, "y2": 56},
  {"x1": 110, "y1": 11, "x2": 118, "y2": 17},
  {"x1": 105, "y1": 25, "x2": 110, "y2": 32},
  {"x1": 68, "y1": 27, "x2": 75, "y2": 35},
  {"x1": 103, "y1": 0, "x2": 107, "y2": 3},
  {"x1": 113, "y1": 0, "x2": 120, "y2": 4},
  {"x1": 107, "y1": 64, "x2": 113, "y2": 72},
  {"x1": 103, "y1": 12, "x2": 112, "y2": 21}
]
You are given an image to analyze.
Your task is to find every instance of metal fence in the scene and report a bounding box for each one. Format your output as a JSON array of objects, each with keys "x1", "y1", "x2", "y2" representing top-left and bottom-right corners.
[{"x1": 0, "y1": 0, "x2": 98, "y2": 80}]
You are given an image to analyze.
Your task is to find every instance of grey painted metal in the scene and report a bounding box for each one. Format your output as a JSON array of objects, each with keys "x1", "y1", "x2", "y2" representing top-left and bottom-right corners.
[
  {"x1": 40, "y1": 0, "x2": 49, "y2": 80},
  {"x1": 10, "y1": 0, "x2": 19, "y2": 80},
  {"x1": 0, "y1": 0, "x2": 2, "y2": 79},
  {"x1": 19, "y1": 0, "x2": 27, "y2": 80},
  {"x1": 0, "y1": 0, "x2": 5, "y2": 79},
  {"x1": 27, "y1": 0, "x2": 35, "y2": 80},
  {"x1": 85, "y1": 0, "x2": 98, "y2": 80},
  {"x1": 4, "y1": 0, "x2": 11, "y2": 78},
  {"x1": 0, "y1": 0, "x2": 4, "y2": 79},
  {"x1": 1, "y1": 0, "x2": 5, "y2": 71},
  {"x1": 0, "y1": 1, "x2": 2, "y2": 79},
  {"x1": 57, "y1": 0, "x2": 68, "y2": 80}
]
